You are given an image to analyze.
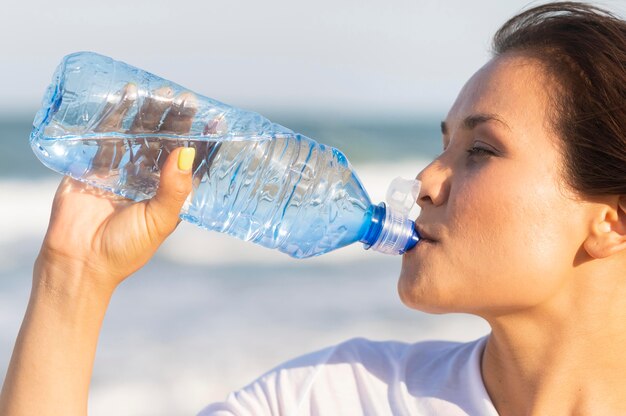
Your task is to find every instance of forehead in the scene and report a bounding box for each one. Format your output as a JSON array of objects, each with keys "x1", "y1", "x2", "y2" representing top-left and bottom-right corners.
[{"x1": 446, "y1": 54, "x2": 552, "y2": 133}]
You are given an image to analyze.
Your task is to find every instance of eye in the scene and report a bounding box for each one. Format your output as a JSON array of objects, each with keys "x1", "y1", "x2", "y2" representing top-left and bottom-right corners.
[
  {"x1": 466, "y1": 141, "x2": 498, "y2": 158},
  {"x1": 466, "y1": 146, "x2": 493, "y2": 156}
]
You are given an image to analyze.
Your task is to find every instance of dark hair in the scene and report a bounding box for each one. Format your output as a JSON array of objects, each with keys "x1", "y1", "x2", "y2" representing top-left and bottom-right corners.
[{"x1": 492, "y1": 1, "x2": 626, "y2": 195}]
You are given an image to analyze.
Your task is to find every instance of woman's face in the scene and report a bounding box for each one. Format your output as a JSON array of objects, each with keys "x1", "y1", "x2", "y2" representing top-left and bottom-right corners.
[{"x1": 399, "y1": 53, "x2": 593, "y2": 316}]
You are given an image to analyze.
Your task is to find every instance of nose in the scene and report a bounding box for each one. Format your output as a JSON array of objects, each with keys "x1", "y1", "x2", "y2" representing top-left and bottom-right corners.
[{"x1": 416, "y1": 157, "x2": 451, "y2": 208}]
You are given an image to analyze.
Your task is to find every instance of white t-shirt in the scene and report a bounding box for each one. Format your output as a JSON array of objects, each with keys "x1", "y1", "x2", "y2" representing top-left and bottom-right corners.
[{"x1": 199, "y1": 336, "x2": 499, "y2": 415}]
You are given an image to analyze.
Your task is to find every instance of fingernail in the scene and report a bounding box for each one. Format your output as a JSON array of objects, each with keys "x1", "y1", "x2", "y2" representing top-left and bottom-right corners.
[{"x1": 178, "y1": 147, "x2": 195, "y2": 171}]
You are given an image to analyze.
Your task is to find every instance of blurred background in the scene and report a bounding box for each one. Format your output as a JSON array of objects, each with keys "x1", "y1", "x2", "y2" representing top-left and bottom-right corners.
[{"x1": 1, "y1": 1, "x2": 624, "y2": 414}]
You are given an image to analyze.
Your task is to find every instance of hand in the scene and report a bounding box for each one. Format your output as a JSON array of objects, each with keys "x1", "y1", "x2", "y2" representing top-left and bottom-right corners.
[
  {"x1": 37, "y1": 85, "x2": 199, "y2": 293},
  {"x1": 37, "y1": 147, "x2": 194, "y2": 292}
]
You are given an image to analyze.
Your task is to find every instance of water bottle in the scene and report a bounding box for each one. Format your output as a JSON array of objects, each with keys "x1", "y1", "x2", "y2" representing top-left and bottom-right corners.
[{"x1": 30, "y1": 52, "x2": 421, "y2": 259}]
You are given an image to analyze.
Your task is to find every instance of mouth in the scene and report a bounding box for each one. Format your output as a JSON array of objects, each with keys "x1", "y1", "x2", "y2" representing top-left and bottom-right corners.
[{"x1": 415, "y1": 225, "x2": 437, "y2": 244}]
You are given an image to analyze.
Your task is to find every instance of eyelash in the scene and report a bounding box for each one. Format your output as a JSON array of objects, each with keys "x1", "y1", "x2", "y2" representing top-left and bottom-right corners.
[{"x1": 466, "y1": 144, "x2": 496, "y2": 157}]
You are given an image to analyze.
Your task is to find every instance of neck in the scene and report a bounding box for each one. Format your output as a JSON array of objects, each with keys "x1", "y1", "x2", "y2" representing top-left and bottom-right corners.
[{"x1": 481, "y1": 269, "x2": 626, "y2": 416}]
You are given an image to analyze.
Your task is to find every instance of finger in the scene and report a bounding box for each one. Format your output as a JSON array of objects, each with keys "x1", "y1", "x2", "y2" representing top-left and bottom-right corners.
[
  {"x1": 129, "y1": 86, "x2": 174, "y2": 133},
  {"x1": 89, "y1": 84, "x2": 138, "y2": 176},
  {"x1": 128, "y1": 87, "x2": 175, "y2": 167},
  {"x1": 90, "y1": 139, "x2": 125, "y2": 177},
  {"x1": 144, "y1": 147, "x2": 195, "y2": 239},
  {"x1": 203, "y1": 115, "x2": 228, "y2": 135},
  {"x1": 94, "y1": 83, "x2": 138, "y2": 132},
  {"x1": 159, "y1": 92, "x2": 197, "y2": 134}
]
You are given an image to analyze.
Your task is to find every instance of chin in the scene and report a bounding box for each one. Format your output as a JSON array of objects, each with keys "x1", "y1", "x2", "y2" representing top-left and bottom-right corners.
[{"x1": 397, "y1": 268, "x2": 456, "y2": 315}]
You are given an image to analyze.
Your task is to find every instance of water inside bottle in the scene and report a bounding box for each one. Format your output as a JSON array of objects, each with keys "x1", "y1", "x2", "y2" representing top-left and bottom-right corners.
[{"x1": 32, "y1": 133, "x2": 374, "y2": 258}]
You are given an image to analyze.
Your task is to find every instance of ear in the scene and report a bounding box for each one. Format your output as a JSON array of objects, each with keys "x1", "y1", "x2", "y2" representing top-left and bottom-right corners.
[{"x1": 583, "y1": 196, "x2": 626, "y2": 259}]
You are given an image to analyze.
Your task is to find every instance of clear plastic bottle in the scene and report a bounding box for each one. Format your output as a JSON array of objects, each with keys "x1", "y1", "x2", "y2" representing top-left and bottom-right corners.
[{"x1": 30, "y1": 52, "x2": 420, "y2": 258}]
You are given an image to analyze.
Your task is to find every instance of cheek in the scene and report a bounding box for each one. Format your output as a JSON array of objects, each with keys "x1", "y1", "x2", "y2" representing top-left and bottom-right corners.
[
  {"x1": 457, "y1": 176, "x2": 579, "y2": 302},
  {"x1": 399, "y1": 170, "x2": 580, "y2": 313}
]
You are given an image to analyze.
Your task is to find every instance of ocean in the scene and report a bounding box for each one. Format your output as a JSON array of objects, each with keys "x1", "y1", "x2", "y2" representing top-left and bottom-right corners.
[{"x1": 0, "y1": 113, "x2": 490, "y2": 415}]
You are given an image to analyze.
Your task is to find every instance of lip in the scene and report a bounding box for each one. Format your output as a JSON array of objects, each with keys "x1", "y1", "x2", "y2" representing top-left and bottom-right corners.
[{"x1": 415, "y1": 224, "x2": 437, "y2": 243}]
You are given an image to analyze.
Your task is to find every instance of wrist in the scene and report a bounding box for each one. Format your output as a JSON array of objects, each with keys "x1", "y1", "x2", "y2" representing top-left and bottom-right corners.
[{"x1": 33, "y1": 248, "x2": 116, "y2": 312}]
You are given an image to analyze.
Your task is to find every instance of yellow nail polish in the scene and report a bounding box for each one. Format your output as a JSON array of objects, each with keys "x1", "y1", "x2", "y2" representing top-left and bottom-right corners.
[{"x1": 178, "y1": 147, "x2": 195, "y2": 171}]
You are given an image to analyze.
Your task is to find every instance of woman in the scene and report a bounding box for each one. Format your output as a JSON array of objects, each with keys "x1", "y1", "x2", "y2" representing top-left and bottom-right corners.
[{"x1": 2, "y1": 2, "x2": 626, "y2": 415}]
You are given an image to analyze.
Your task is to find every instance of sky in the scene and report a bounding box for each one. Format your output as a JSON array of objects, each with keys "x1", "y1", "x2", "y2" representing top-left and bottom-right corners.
[{"x1": 1, "y1": 0, "x2": 624, "y2": 117}]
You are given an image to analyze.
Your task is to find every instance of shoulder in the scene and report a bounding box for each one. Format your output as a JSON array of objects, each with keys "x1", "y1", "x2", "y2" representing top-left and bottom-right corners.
[
  {"x1": 323, "y1": 337, "x2": 488, "y2": 393},
  {"x1": 199, "y1": 336, "x2": 490, "y2": 415},
  {"x1": 290, "y1": 336, "x2": 479, "y2": 377}
]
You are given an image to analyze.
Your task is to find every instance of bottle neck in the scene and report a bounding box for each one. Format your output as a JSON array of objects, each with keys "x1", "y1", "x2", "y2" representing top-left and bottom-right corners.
[
  {"x1": 360, "y1": 203, "x2": 420, "y2": 255},
  {"x1": 360, "y1": 203, "x2": 386, "y2": 248}
]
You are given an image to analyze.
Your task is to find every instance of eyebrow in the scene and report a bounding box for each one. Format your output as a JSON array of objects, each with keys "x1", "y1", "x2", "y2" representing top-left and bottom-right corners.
[{"x1": 440, "y1": 113, "x2": 511, "y2": 135}]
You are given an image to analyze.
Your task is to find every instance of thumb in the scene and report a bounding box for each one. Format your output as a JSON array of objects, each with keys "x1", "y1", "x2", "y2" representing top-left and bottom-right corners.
[{"x1": 145, "y1": 147, "x2": 195, "y2": 239}]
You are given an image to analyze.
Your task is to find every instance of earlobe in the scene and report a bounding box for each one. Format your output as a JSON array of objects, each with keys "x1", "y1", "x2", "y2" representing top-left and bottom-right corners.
[{"x1": 583, "y1": 197, "x2": 626, "y2": 259}]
